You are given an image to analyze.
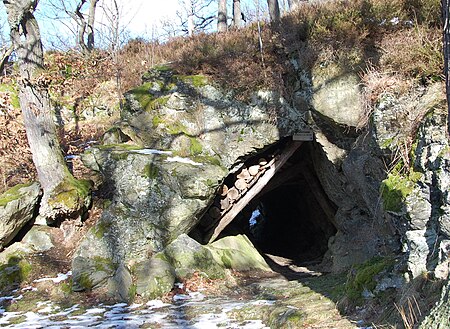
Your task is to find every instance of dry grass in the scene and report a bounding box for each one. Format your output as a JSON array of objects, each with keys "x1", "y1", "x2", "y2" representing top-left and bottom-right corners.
[{"x1": 0, "y1": 0, "x2": 441, "y2": 193}]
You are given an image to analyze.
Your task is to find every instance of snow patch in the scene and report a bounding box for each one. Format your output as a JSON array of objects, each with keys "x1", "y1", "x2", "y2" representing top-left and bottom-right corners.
[
  {"x1": 33, "y1": 271, "x2": 72, "y2": 283},
  {"x1": 131, "y1": 149, "x2": 172, "y2": 155},
  {"x1": 166, "y1": 156, "x2": 203, "y2": 166}
]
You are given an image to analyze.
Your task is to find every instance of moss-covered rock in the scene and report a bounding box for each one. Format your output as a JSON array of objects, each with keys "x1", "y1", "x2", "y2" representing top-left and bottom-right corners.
[
  {"x1": 345, "y1": 256, "x2": 395, "y2": 304},
  {"x1": 45, "y1": 177, "x2": 92, "y2": 223},
  {"x1": 72, "y1": 255, "x2": 116, "y2": 292},
  {"x1": 0, "y1": 255, "x2": 32, "y2": 291},
  {"x1": 381, "y1": 169, "x2": 423, "y2": 214},
  {"x1": 208, "y1": 235, "x2": 271, "y2": 272},
  {"x1": 164, "y1": 234, "x2": 225, "y2": 279},
  {"x1": 0, "y1": 182, "x2": 41, "y2": 249},
  {"x1": 134, "y1": 255, "x2": 176, "y2": 299}
]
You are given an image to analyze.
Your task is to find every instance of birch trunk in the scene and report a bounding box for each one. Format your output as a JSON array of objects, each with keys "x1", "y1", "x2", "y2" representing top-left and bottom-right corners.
[
  {"x1": 3, "y1": 0, "x2": 91, "y2": 222},
  {"x1": 232, "y1": 0, "x2": 241, "y2": 28},
  {"x1": 218, "y1": 0, "x2": 227, "y2": 32},
  {"x1": 267, "y1": 0, "x2": 280, "y2": 24}
]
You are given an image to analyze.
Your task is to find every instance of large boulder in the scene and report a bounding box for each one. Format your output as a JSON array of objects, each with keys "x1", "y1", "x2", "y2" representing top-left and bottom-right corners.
[
  {"x1": 164, "y1": 233, "x2": 226, "y2": 279},
  {"x1": 72, "y1": 67, "x2": 304, "y2": 296},
  {"x1": 0, "y1": 182, "x2": 41, "y2": 249},
  {"x1": 208, "y1": 234, "x2": 271, "y2": 272},
  {"x1": 311, "y1": 64, "x2": 364, "y2": 127},
  {"x1": 134, "y1": 255, "x2": 176, "y2": 299}
]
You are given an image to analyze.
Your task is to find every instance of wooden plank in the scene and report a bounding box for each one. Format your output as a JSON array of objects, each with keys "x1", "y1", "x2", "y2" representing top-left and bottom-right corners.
[
  {"x1": 301, "y1": 166, "x2": 338, "y2": 228},
  {"x1": 207, "y1": 141, "x2": 303, "y2": 243},
  {"x1": 293, "y1": 131, "x2": 314, "y2": 141}
]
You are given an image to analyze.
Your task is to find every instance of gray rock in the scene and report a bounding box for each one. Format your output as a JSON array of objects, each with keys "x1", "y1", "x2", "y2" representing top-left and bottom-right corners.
[
  {"x1": 404, "y1": 229, "x2": 437, "y2": 278},
  {"x1": 312, "y1": 69, "x2": 364, "y2": 127},
  {"x1": 22, "y1": 226, "x2": 54, "y2": 252},
  {"x1": 419, "y1": 282, "x2": 450, "y2": 328},
  {"x1": 405, "y1": 187, "x2": 432, "y2": 230},
  {"x1": 164, "y1": 234, "x2": 225, "y2": 279},
  {"x1": 135, "y1": 255, "x2": 175, "y2": 299},
  {"x1": 0, "y1": 182, "x2": 41, "y2": 249},
  {"x1": 72, "y1": 256, "x2": 116, "y2": 292},
  {"x1": 73, "y1": 68, "x2": 307, "y2": 298},
  {"x1": 208, "y1": 234, "x2": 271, "y2": 272},
  {"x1": 107, "y1": 264, "x2": 133, "y2": 302}
]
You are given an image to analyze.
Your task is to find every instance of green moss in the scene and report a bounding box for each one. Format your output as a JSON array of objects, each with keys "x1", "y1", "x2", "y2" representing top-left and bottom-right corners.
[
  {"x1": 128, "y1": 284, "x2": 137, "y2": 301},
  {"x1": 48, "y1": 177, "x2": 92, "y2": 210},
  {"x1": 0, "y1": 182, "x2": 35, "y2": 207},
  {"x1": 175, "y1": 74, "x2": 208, "y2": 88},
  {"x1": 0, "y1": 83, "x2": 20, "y2": 109},
  {"x1": 97, "y1": 143, "x2": 141, "y2": 151},
  {"x1": 0, "y1": 256, "x2": 32, "y2": 291},
  {"x1": 189, "y1": 137, "x2": 203, "y2": 156},
  {"x1": 111, "y1": 152, "x2": 130, "y2": 161},
  {"x1": 19, "y1": 260, "x2": 32, "y2": 279},
  {"x1": 129, "y1": 82, "x2": 170, "y2": 112},
  {"x1": 152, "y1": 115, "x2": 165, "y2": 128},
  {"x1": 152, "y1": 64, "x2": 171, "y2": 72},
  {"x1": 93, "y1": 256, "x2": 115, "y2": 272},
  {"x1": 147, "y1": 96, "x2": 169, "y2": 111},
  {"x1": 192, "y1": 155, "x2": 222, "y2": 167},
  {"x1": 167, "y1": 121, "x2": 190, "y2": 135},
  {"x1": 8, "y1": 315, "x2": 26, "y2": 325},
  {"x1": 129, "y1": 82, "x2": 155, "y2": 110},
  {"x1": 286, "y1": 311, "x2": 307, "y2": 325},
  {"x1": 346, "y1": 257, "x2": 394, "y2": 304},
  {"x1": 221, "y1": 251, "x2": 232, "y2": 268},
  {"x1": 60, "y1": 278, "x2": 73, "y2": 294},
  {"x1": 78, "y1": 273, "x2": 94, "y2": 290},
  {"x1": 155, "y1": 253, "x2": 170, "y2": 262},
  {"x1": 92, "y1": 221, "x2": 111, "y2": 239},
  {"x1": 381, "y1": 168, "x2": 423, "y2": 212},
  {"x1": 143, "y1": 163, "x2": 159, "y2": 179}
]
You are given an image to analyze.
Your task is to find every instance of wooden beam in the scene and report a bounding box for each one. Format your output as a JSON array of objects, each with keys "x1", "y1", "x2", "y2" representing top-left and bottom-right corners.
[
  {"x1": 207, "y1": 141, "x2": 302, "y2": 243},
  {"x1": 301, "y1": 166, "x2": 338, "y2": 228}
]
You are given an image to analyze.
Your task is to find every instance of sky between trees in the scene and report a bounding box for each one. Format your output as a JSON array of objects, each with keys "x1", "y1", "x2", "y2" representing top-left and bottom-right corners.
[{"x1": 0, "y1": 0, "x2": 289, "y2": 51}]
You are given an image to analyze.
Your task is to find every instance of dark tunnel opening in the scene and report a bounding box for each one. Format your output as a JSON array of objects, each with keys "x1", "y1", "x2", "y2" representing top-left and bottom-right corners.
[{"x1": 190, "y1": 140, "x2": 338, "y2": 267}]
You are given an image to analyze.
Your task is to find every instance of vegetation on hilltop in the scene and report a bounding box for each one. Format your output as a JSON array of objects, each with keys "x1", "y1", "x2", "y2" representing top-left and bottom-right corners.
[{"x1": 0, "y1": 0, "x2": 442, "y2": 193}]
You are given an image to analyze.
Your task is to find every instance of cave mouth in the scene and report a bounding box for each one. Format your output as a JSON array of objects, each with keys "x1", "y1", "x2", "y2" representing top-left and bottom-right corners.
[
  {"x1": 190, "y1": 141, "x2": 337, "y2": 266},
  {"x1": 238, "y1": 181, "x2": 337, "y2": 264}
]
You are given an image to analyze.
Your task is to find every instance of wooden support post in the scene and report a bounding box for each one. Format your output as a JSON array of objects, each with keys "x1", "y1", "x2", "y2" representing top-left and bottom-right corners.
[{"x1": 207, "y1": 141, "x2": 302, "y2": 243}]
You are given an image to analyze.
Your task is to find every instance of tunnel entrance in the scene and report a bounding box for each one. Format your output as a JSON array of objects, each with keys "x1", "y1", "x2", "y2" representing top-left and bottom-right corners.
[{"x1": 190, "y1": 139, "x2": 337, "y2": 266}]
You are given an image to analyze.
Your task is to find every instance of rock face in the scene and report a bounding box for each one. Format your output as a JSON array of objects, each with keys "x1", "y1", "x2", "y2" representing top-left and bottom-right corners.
[
  {"x1": 73, "y1": 61, "x2": 449, "y2": 312},
  {"x1": 73, "y1": 68, "x2": 302, "y2": 299},
  {"x1": 0, "y1": 182, "x2": 41, "y2": 249}
]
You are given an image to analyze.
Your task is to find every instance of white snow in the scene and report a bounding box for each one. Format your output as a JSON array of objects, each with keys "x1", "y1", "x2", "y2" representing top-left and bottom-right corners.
[
  {"x1": 390, "y1": 17, "x2": 399, "y2": 25},
  {"x1": 0, "y1": 274, "x2": 273, "y2": 329},
  {"x1": 166, "y1": 156, "x2": 203, "y2": 166},
  {"x1": 33, "y1": 271, "x2": 72, "y2": 283},
  {"x1": 131, "y1": 149, "x2": 173, "y2": 155}
]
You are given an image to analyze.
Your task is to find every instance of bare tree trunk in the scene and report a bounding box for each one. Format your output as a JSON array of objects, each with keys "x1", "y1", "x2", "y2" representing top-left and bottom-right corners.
[
  {"x1": 218, "y1": 0, "x2": 227, "y2": 32},
  {"x1": 187, "y1": 13, "x2": 195, "y2": 36},
  {"x1": 232, "y1": 0, "x2": 242, "y2": 28},
  {"x1": 75, "y1": 0, "x2": 89, "y2": 54},
  {"x1": 66, "y1": 0, "x2": 98, "y2": 54},
  {"x1": 2, "y1": 0, "x2": 91, "y2": 221},
  {"x1": 86, "y1": 0, "x2": 99, "y2": 51},
  {"x1": 0, "y1": 45, "x2": 13, "y2": 75},
  {"x1": 443, "y1": 0, "x2": 450, "y2": 137},
  {"x1": 267, "y1": 0, "x2": 280, "y2": 24}
]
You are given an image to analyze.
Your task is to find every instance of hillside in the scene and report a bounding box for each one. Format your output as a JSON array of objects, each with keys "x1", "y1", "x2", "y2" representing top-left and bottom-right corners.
[{"x1": 0, "y1": 0, "x2": 448, "y2": 328}]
